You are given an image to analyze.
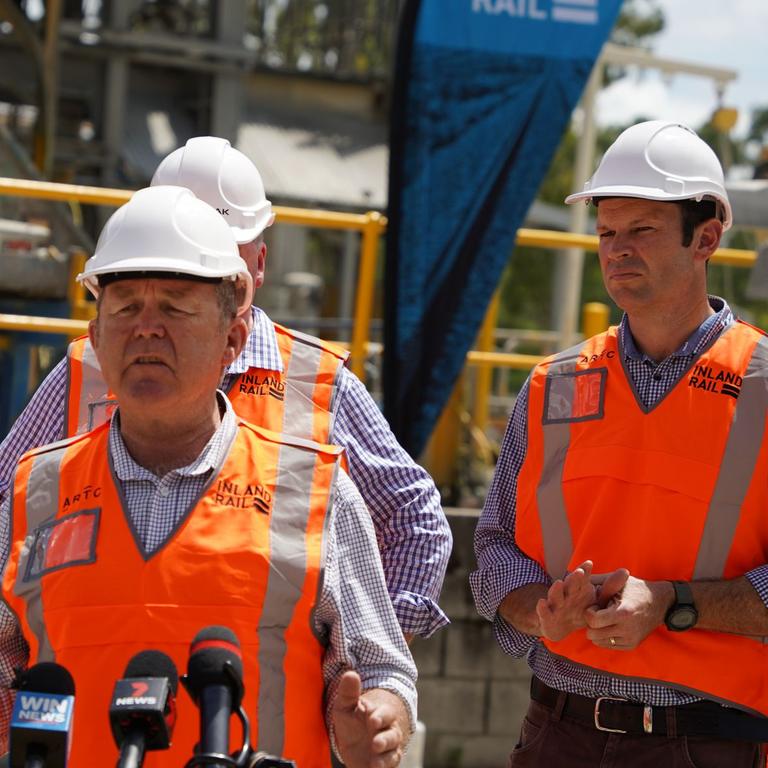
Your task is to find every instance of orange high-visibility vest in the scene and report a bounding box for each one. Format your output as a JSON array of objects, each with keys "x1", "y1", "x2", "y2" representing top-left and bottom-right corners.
[
  {"x1": 64, "y1": 323, "x2": 349, "y2": 444},
  {"x1": 227, "y1": 324, "x2": 349, "y2": 445},
  {"x1": 3, "y1": 420, "x2": 341, "y2": 767},
  {"x1": 516, "y1": 321, "x2": 768, "y2": 717}
]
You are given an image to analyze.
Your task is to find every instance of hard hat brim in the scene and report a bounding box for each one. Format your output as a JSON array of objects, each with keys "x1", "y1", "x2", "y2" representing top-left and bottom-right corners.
[
  {"x1": 77, "y1": 255, "x2": 244, "y2": 282},
  {"x1": 565, "y1": 186, "x2": 732, "y2": 230}
]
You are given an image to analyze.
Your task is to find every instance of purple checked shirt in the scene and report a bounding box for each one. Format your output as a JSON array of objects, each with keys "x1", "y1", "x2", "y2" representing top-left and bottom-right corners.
[
  {"x1": 0, "y1": 306, "x2": 451, "y2": 638},
  {"x1": 471, "y1": 297, "x2": 768, "y2": 706}
]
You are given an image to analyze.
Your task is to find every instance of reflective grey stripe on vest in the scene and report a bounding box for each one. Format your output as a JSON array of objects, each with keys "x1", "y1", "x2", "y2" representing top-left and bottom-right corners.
[
  {"x1": 694, "y1": 334, "x2": 768, "y2": 579},
  {"x1": 13, "y1": 446, "x2": 68, "y2": 662},
  {"x1": 283, "y1": 334, "x2": 336, "y2": 440},
  {"x1": 65, "y1": 339, "x2": 111, "y2": 436},
  {"x1": 256, "y1": 441, "x2": 336, "y2": 756},
  {"x1": 537, "y1": 342, "x2": 586, "y2": 578}
]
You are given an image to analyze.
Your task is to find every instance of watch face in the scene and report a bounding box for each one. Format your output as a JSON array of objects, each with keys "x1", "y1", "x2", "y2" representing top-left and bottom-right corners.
[{"x1": 667, "y1": 606, "x2": 697, "y2": 631}]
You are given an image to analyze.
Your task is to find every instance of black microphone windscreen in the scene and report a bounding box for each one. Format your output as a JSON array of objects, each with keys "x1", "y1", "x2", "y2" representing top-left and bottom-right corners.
[
  {"x1": 187, "y1": 625, "x2": 243, "y2": 699},
  {"x1": 17, "y1": 662, "x2": 75, "y2": 696},
  {"x1": 124, "y1": 650, "x2": 179, "y2": 696}
]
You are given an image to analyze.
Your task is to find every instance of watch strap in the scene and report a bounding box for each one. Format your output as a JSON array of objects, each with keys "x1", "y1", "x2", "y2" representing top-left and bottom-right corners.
[{"x1": 671, "y1": 580, "x2": 695, "y2": 607}]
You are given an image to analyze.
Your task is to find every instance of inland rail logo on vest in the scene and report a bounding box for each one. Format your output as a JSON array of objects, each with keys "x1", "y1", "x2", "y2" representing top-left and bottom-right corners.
[
  {"x1": 212, "y1": 479, "x2": 272, "y2": 515},
  {"x1": 688, "y1": 364, "x2": 742, "y2": 399},
  {"x1": 237, "y1": 372, "x2": 285, "y2": 401}
]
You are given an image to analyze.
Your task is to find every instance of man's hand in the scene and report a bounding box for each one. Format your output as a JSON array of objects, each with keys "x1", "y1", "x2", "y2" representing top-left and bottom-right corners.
[
  {"x1": 331, "y1": 670, "x2": 410, "y2": 768},
  {"x1": 585, "y1": 573, "x2": 673, "y2": 649},
  {"x1": 535, "y1": 561, "x2": 598, "y2": 642}
]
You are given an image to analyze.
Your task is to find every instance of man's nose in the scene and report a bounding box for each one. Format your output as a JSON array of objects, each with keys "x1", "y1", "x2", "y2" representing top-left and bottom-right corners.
[
  {"x1": 606, "y1": 233, "x2": 632, "y2": 260},
  {"x1": 132, "y1": 305, "x2": 166, "y2": 338}
]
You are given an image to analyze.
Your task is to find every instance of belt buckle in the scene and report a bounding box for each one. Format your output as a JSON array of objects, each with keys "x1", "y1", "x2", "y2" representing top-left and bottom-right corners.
[{"x1": 594, "y1": 696, "x2": 628, "y2": 733}]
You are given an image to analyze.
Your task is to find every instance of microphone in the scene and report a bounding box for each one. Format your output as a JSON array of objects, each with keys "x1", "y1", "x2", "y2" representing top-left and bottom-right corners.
[
  {"x1": 109, "y1": 650, "x2": 179, "y2": 768},
  {"x1": 10, "y1": 662, "x2": 75, "y2": 768},
  {"x1": 182, "y1": 626, "x2": 245, "y2": 767}
]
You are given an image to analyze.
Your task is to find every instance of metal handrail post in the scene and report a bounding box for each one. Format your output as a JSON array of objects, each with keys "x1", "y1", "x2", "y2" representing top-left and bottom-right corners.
[
  {"x1": 349, "y1": 211, "x2": 385, "y2": 381},
  {"x1": 472, "y1": 289, "x2": 501, "y2": 432}
]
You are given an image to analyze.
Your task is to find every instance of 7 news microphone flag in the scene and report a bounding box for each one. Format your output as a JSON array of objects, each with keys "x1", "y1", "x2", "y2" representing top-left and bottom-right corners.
[{"x1": 384, "y1": 0, "x2": 623, "y2": 456}]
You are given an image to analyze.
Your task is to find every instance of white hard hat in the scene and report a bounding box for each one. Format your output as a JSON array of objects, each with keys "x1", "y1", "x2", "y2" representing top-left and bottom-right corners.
[
  {"x1": 77, "y1": 185, "x2": 252, "y2": 297},
  {"x1": 151, "y1": 136, "x2": 275, "y2": 243},
  {"x1": 565, "y1": 120, "x2": 732, "y2": 231}
]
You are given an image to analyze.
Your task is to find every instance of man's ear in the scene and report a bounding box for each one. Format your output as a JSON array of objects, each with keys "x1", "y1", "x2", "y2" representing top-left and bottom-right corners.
[
  {"x1": 694, "y1": 218, "x2": 723, "y2": 263},
  {"x1": 222, "y1": 316, "x2": 248, "y2": 368},
  {"x1": 253, "y1": 242, "x2": 267, "y2": 289},
  {"x1": 88, "y1": 317, "x2": 99, "y2": 352}
]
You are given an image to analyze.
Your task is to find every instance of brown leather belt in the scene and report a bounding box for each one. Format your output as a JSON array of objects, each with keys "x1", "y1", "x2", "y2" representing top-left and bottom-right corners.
[{"x1": 530, "y1": 677, "x2": 768, "y2": 742}]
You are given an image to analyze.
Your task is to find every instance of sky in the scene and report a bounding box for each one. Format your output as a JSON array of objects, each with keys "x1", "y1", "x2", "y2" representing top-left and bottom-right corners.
[{"x1": 595, "y1": 0, "x2": 767, "y2": 146}]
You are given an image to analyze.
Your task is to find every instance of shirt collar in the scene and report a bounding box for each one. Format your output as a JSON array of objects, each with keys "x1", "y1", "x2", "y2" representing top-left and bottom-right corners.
[
  {"x1": 227, "y1": 305, "x2": 284, "y2": 375},
  {"x1": 110, "y1": 391, "x2": 238, "y2": 482},
  {"x1": 620, "y1": 295, "x2": 733, "y2": 362}
]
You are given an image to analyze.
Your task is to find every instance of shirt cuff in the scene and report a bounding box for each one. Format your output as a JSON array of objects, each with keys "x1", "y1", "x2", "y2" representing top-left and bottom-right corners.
[
  {"x1": 390, "y1": 591, "x2": 450, "y2": 638},
  {"x1": 493, "y1": 612, "x2": 539, "y2": 658},
  {"x1": 469, "y1": 559, "x2": 551, "y2": 622},
  {"x1": 745, "y1": 565, "x2": 768, "y2": 608},
  {"x1": 325, "y1": 668, "x2": 417, "y2": 760}
]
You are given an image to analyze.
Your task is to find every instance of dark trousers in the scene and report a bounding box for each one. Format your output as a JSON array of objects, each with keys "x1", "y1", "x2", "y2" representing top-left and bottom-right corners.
[{"x1": 509, "y1": 698, "x2": 766, "y2": 768}]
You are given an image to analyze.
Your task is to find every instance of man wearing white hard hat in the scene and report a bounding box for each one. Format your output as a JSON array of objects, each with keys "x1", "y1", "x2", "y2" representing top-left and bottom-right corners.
[
  {"x1": 0, "y1": 186, "x2": 416, "y2": 767},
  {"x1": 472, "y1": 121, "x2": 768, "y2": 766},
  {"x1": 0, "y1": 137, "x2": 451, "y2": 644}
]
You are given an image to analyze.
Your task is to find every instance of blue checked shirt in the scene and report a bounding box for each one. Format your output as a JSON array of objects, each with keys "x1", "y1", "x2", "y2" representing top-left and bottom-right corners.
[
  {"x1": 471, "y1": 297, "x2": 768, "y2": 706},
  {"x1": 0, "y1": 394, "x2": 417, "y2": 753},
  {"x1": 0, "y1": 306, "x2": 451, "y2": 637}
]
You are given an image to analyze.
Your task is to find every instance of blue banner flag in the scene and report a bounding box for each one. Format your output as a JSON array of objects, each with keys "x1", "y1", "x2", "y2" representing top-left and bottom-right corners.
[{"x1": 384, "y1": 0, "x2": 623, "y2": 456}]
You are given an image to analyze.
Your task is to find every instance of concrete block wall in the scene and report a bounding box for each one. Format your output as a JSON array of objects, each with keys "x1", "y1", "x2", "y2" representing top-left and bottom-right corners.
[{"x1": 411, "y1": 515, "x2": 532, "y2": 767}]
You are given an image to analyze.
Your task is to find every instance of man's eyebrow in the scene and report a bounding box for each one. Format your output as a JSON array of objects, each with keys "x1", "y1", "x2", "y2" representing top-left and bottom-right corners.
[{"x1": 596, "y1": 215, "x2": 664, "y2": 229}]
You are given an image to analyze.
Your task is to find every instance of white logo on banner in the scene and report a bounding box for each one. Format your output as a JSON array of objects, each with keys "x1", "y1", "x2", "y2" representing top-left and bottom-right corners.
[{"x1": 471, "y1": 0, "x2": 598, "y2": 25}]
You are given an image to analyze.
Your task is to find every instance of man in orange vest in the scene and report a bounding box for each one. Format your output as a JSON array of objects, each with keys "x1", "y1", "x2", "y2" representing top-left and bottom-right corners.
[
  {"x1": 0, "y1": 186, "x2": 416, "y2": 767},
  {"x1": 472, "y1": 121, "x2": 768, "y2": 766},
  {"x1": 0, "y1": 137, "x2": 450, "y2": 646}
]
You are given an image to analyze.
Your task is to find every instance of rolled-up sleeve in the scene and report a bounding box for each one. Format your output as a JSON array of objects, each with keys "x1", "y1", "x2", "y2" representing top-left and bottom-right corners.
[
  {"x1": 0, "y1": 358, "x2": 67, "y2": 504},
  {"x1": 470, "y1": 379, "x2": 550, "y2": 656},
  {"x1": 745, "y1": 566, "x2": 768, "y2": 608},
  {"x1": 317, "y1": 471, "x2": 417, "y2": 753},
  {"x1": 331, "y1": 370, "x2": 450, "y2": 637}
]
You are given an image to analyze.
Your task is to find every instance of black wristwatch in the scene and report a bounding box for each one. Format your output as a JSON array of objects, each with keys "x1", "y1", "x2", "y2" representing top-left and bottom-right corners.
[{"x1": 664, "y1": 581, "x2": 698, "y2": 632}]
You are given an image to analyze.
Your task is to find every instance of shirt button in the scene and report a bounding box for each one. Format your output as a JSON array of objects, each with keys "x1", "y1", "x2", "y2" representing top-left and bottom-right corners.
[
  {"x1": 158, "y1": 484, "x2": 171, "y2": 497},
  {"x1": 653, "y1": 372, "x2": 662, "y2": 381}
]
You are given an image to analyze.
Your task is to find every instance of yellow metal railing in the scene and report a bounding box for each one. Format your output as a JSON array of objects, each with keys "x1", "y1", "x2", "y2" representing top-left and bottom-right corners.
[
  {"x1": 0, "y1": 176, "x2": 760, "y2": 378},
  {"x1": 0, "y1": 177, "x2": 387, "y2": 380}
]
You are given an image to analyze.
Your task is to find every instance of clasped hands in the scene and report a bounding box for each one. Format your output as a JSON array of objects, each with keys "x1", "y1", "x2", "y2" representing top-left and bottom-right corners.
[{"x1": 536, "y1": 561, "x2": 669, "y2": 650}]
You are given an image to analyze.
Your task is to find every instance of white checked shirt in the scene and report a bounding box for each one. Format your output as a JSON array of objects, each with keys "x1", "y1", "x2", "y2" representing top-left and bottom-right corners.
[
  {"x1": 0, "y1": 306, "x2": 451, "y2": 637},
  {"x1": 0, "y1": 394, "x2": 417, "y2": 752}
]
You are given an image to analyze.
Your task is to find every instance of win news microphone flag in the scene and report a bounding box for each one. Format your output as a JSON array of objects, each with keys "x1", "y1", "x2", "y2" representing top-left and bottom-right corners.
[
  {"x1": 384, "y1": 0, "x2": 623, "y2": 456},
  {"x1": 10, "y1": 662, "x2": 75, "y2": 768}
]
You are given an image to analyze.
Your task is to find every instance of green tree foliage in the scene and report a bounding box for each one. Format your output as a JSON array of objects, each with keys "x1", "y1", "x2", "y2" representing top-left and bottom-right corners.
[
  {"x1": 610, "y1": 0, "x2": 664, "y2": 47},
  {"x1": 247, "y1": 0, "x2": 396, "y2": 77},
  {"x1": 747, "y1": 108, "x2": 768, "y2": 145}
]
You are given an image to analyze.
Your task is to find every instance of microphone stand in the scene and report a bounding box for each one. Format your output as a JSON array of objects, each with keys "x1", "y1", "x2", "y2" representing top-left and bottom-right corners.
[{"x1": 184, "y1": 706, "x2": 251, "y2": 768}]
